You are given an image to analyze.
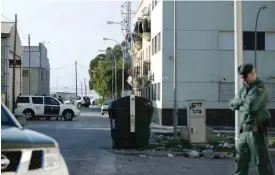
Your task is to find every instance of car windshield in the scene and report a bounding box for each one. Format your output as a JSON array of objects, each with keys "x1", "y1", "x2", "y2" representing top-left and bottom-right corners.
[{"x1": 1, "y1": 105, "x2": 21, "y2": 128}]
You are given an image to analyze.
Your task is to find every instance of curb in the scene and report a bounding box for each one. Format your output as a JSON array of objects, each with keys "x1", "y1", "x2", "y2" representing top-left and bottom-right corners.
[{"x1": 111, "y1": 148, "x2": 275, "y2": 158}]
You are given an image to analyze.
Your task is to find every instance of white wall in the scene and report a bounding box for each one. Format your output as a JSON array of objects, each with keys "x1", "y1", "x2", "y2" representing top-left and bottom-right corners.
[
  {"x1": 161, "y1": 1, "x2": 275, "y2": 109},
  {"x1": 151, "y1": 0, "x2": 163, "y2": 108}
]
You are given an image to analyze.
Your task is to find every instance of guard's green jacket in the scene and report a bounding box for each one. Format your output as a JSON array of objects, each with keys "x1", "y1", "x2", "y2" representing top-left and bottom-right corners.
[{"x1": 229, "y1": 78, "x2": 271, "y2": 125}]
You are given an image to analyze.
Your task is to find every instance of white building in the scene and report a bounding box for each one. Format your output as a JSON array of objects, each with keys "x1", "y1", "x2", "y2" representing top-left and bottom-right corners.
[
  {"x1": 132, "y1": 1, "x2": 275, "y2": 126},
  {"x1": 1, "y1": 22, "x2": 23, "y2": 110}
]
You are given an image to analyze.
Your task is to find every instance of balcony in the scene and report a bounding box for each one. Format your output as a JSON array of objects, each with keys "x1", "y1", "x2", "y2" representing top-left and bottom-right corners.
[
  {"x1": 142, "y1": 61, "x2": 151, "y2": 76},
  {"x1": 132, "y1": 17, "x2": 151, "y2": 51}
]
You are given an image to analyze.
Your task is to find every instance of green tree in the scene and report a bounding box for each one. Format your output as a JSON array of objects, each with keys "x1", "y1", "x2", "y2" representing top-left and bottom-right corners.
[
  {"x1": 88, "y1": 43, "x2": 129, "y2": 99},
  {"x1": 91, "y1": 60, "x2": 111, "y2": 101}
]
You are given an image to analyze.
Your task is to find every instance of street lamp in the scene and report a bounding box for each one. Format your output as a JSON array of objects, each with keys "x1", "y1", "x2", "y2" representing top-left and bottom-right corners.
[
  {"x1": 98, "y1": 49, "x2": 117, "y2": 100},
  {"x1": 106, "y1": 21, "x2": 126, "y2": 27},
  {"x1": 254, "y1": 5, "x2": 267, "y2": 71},
  {"x1": 106, "y1": 20, "x2": 133, "y2": 95},
  {"x1": 102, "y1": 38, "x2": 126, "y2": 97}
]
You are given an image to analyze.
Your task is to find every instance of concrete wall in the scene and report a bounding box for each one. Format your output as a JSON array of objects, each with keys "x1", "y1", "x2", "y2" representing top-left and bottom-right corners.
[
  {"x1": 1, "y1": 24, "x2": 22, "y2": 110},
  {"x1": 163, "y1": 1, "x2": 275, "y2": 105},
  {"x1": 22, "y1": 43, "x2": 50, "y2": 95},
  {"x1": 153, "y1": 1, "x2": 275, "y2": 125}
]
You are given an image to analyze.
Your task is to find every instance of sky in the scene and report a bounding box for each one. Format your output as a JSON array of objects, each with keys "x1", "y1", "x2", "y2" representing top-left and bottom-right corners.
[{"x1": 1, "y1": 0, "x2": 139, "y2": 95}]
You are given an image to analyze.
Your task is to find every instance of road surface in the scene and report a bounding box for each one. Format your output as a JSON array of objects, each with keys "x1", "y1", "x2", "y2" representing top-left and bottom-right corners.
[{"x1": 24, "y1": 107, "x2": 273, "y2": 175}]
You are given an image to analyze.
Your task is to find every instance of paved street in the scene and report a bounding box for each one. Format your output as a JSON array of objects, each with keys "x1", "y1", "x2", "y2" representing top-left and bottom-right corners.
[{"x1": 24, "y1": 107, "x2": 273, "y2": 175}]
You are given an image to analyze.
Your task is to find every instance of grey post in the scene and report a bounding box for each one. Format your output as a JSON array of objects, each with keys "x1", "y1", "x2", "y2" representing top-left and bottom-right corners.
[
  {"x1": 12, "y1": 14, "x2": 17, "y2": 113},
  {"x1": 28, "y1": 34, "x2": 31, "y2": 95},
  {"x1": 173, "y1": 0, "x2": 178, "y2": 139}
]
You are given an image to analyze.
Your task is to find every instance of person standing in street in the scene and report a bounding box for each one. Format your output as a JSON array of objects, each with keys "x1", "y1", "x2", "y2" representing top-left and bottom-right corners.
[{"x1": 229, "y1": 63, "x2": 273, "y2": 175}]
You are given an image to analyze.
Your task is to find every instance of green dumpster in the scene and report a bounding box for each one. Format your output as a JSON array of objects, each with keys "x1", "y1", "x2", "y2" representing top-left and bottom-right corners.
[{"x1": 108, "y1": 95, "x2": 153, "y2": 149}]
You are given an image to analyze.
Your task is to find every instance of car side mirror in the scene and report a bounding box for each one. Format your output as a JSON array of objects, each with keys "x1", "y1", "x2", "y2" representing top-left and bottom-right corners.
[{"x1": 15, "y1": 114, "x2": 26, "y2": 126}]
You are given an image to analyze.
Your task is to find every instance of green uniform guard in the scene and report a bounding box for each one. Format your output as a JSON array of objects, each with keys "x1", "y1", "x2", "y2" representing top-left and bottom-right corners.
[{"x1": 230, "y1": 64, "x2": 274, "y2": 175}]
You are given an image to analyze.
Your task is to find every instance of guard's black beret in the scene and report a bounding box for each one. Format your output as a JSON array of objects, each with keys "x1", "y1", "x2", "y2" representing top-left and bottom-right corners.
[{"x1": 238, "y1": 64, "x2": 254, "y2": 77}]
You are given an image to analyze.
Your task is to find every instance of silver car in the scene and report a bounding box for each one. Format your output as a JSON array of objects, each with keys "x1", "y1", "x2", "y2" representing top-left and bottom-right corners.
[{"x1": 1, "y1": 104, "x2": 69, "y2": 175}]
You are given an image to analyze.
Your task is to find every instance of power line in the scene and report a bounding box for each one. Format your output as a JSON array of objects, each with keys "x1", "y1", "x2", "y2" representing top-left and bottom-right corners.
[
  {"x1": 1, "y1": 14, "x2": 13, "y2": 22},
  {"x1": 50, "y1": 62, "x2": 75, "y2": 70},
  {"x1": 77, "y1": 63, "x2": 90, "y2": 70}
]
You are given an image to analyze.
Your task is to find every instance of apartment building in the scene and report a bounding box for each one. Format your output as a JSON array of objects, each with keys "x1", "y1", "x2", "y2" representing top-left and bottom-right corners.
[
  {"x1": 21, "y1": 43, "x2": 50, "y2": 95},
  {"x1": 1, "y1": 22, "x2": 23, "y2": 110},
  {"x1": 132, "y1": 0, "x2": 275, "y2": 126}
]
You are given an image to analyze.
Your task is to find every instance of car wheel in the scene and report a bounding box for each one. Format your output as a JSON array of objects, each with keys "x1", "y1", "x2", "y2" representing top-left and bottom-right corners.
[
  {"x1": 23, "y1": 109, "x2": 34, "y2": 120},
  {"x1": 102, "y1": 112, "x2": 104, "y2": 115},
  {"x1": 62, "y1": 110, "x2": 74, "y2": 121},
  {"x1": 77, "y1": 103, "x2": 81, "y2": 108}
]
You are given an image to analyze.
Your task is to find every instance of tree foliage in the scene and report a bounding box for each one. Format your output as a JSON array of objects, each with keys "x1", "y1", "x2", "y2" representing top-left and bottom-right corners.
[{"x1": 88, "y1": 43, "x2": 128, "y2": 99}]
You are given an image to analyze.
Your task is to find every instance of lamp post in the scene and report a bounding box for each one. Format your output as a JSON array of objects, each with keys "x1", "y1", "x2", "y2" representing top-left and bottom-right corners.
[
  {"x1": 254, "y1": 5, "x2": 267, "y2": 71},
  {"x1": 106, "y1": 20, "x2": 133, "y2": 95},
  {"x1": 103, "y1": 38, "x2": 127, "y2": 97},
  {"x1": 99, "y1": 49, "x2": 117, "y2": 100}
]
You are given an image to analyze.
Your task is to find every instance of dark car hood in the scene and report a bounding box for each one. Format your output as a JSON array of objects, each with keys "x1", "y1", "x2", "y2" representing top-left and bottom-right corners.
[{"x1": 1, "y1": 126, "x2": 57, "y2": 149}]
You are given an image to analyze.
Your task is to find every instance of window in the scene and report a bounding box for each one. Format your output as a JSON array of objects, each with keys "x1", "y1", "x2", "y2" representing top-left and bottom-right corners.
[
  {"x1": 219, "y1": 31, "x2": 266, "y2": 51},
  {"x1": 265, "y1": 32, "x2": 275, "y2": 51},
  {"x1": 151, "y1": 84, "x2": 156, "y2": 101},
  {"x1": 154, "y1": 35, "x2": 157, "y2": 53},
  {"x1": 23, "y1": 70, "x2": 29, "y2": 77},
  {"x1": 152, "y1": 0, "x2": 159, "y2": 10},
  {"x1": 243, "y1": 31, "x2": 265, "y2": 50},
  {"x1": 157, "y1": 32, "x2": 161, "y2": 51},
  {"x1": 16, "y1": 97, "x2": 30, "y2": 103},
  {"x1": 152, "y1": 37, "x2": 155, "y2": 54},
  {"x1": 156, "y1": 82, "x2": 160, "y2": 101},
  {"x1": 32, "y1": 97, "x2": 43, "y2": 104},
  {"x1": 152, "y1": 32, "x2": 161, "y2": 55},
  {"x1": 44, "y1": 97, "x2": 59, "y2": 105}
]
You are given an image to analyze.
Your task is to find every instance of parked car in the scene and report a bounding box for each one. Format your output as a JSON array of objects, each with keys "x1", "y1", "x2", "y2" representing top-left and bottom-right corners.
[
  {"x1": 1, "y1": 103, "x2": 69, "y2": 175},
  {"x1": 73, "y1": 96, "x2": 91, "y2": 108},
  {"x1": 101, "y1": 101, "x2": 111, "y2": 115},
  {"x1": 15, "y1": 95, "x2": 81, "y2": 121}
]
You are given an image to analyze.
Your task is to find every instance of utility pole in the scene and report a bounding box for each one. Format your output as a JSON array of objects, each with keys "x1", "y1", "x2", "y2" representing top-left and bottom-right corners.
[
  {"x1": 75, "y1": 61, "x2": 78, "y2": 97},
  {"x1": 233, "y1": 0, "x2": 243, "y2": 148},
  {"x1": 173, "y1": 1, "x2": 178, "y2": 140},
  {"x1": 121, "y1": 1, "x2": 133, "y2": 96},
  {"x1": 28, "y1": 34, "x2": 31, "y2": 95},
  {"x1": 84, "y1": 78, "x2": 87, "y2": 96},
  {"x1": 81, "y1": 81, "x2": 83, "y2": 96},
  {"x1": 12, "y1": 14, "x2": 18, "y2": 113}
]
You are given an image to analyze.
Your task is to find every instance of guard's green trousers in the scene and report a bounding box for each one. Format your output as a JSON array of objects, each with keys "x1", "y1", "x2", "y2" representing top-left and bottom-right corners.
[{"x1": 235, "y1": 130, "x2": 274, "y2": 175}]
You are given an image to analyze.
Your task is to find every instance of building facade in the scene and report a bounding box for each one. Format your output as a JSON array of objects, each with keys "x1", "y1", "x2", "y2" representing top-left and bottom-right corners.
[
  {"x1": 1, "y1": 22, "x2": 23, "y2": 110},
  {"x1": 132, "y1": 1, "x2": 275, "y2": 126},
  {"x1": 21, "y1": 43, "x2": 50, "y2": 95}
]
